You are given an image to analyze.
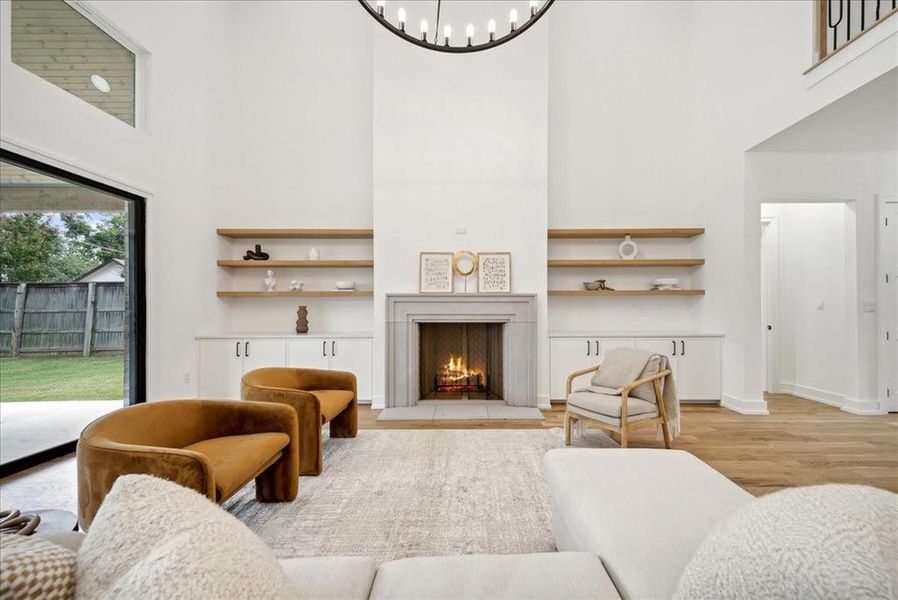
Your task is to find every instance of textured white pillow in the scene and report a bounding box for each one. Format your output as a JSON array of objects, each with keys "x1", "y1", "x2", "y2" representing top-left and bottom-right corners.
[
  {"x1": 674, "y1": 484, "x2": 898, "y2": 600},
  {"x1": 0, "y1": 534, "x2": 77, "y2": 600},
  {"x1": 77, "y1": 474, "x2": 297, "y2": 599}
]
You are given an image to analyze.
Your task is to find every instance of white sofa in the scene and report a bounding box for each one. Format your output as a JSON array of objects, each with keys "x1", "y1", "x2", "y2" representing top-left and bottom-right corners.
[{"x1": 543, "y1": 448, "x2": 754, "y2": 599}]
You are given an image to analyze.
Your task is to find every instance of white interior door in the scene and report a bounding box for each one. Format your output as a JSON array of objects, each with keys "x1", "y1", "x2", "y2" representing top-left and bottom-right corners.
[
  {"x1": 760, "y1": 218, "x2": 778, "y2": 392},
  {"x1": 880, "y1": 200, "x2": 898, "y2": 411},
  {"x1": 198, "y1": 339, "x2": 243, "y2": 399},
  {"x1": 329, "y1": 338, "x2": 373, "y2": 401},
  {"x1": 242, "y1": 339, "x2": 287, "y2": 374},
  {"x1": 549, "y1": 338, "x2": 594, "y2": 400},
  {"x1": 286, "y1": 338, "x2": 330, "y2": 369}
]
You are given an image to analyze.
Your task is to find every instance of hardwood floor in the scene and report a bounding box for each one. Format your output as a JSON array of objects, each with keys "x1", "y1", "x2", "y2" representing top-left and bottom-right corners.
[{"x1": 360, "y1": 394, "x2": 898, "y2": 496}]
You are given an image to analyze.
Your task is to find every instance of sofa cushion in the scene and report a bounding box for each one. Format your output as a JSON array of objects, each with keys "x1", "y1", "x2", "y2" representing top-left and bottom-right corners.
[
  {"x1": 370, "y1": 552, "x2": 619, "y2": 599},
  {"x1": 184, "y1": 432, "x2": 289, "y2": 500},
  {"x1": 312, "y1": 390, "x2": 354, "y2": 422},
  {"x1": 77, "y1": 474, "x2": 297, "y2": 599},
  {"x1": 568, "y1": 391, "x2": 657, "y2": 418},
  {"x1": 543, "y1": 449, "x2": 753, "y2": 600},
  {"x1": 674, "y1": 484, "x2": 898, "y2": 600},
  {"x1": 279, "y1": 556, "x2": 376, "y2": 600},
  {"x1": 0, "y1": 534, "x2": 77, "y2": 600}
]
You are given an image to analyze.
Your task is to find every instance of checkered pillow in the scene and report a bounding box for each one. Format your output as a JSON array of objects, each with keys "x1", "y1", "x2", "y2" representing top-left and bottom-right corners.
[{"x1": 0, "y1": 534, "x2": 77, "y2": 599}]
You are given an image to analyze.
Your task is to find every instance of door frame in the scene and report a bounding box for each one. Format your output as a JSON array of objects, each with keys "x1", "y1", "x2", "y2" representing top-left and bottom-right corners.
[
  {"x1": 877, "y1": 195, "x2": 897, "y2": 412},
  {"x1": 0, "y1": 148, "x2": 146, "y2": 476},
  {"x1": 760, "y1": 217, "x2": 779, "y2": 393}
]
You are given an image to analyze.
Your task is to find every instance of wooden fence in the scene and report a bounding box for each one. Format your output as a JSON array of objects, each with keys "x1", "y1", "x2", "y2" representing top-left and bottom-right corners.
[{"x1": 0, "y1": 282, "x2": 125, "y2": 356}]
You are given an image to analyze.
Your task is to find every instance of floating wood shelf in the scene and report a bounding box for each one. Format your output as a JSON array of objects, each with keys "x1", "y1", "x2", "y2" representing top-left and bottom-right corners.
[
  {"x1": 217, "y1": 228, "x2": 374, "y2": 239},
  {"x1": 548, "y1": 259, "x2": 704, "y2": 268},
  {"x1": 548, "y1": 289, "x2": 705, "y2": 297},
  {"x1": 548, "y1": 228, "x2": 705, "y2": 239},
  {"x1": 217, "y1": 290, "x2": 373, "y2": 298},
  {"x1": 217, "y1": 260, "x2": 373, "y2": 268}
]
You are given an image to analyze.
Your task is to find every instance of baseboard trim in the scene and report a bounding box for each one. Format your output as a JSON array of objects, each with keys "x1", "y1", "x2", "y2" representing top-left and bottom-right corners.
[
  {"x1": 779, "y1": 382, "x2": 845, "y2": 407},
  {"x1": 721, "y1": 394, "x2": 769, "y2": 415},
  {"x1": 840, "y1": 397, "x2": 886, "y2": 415}
]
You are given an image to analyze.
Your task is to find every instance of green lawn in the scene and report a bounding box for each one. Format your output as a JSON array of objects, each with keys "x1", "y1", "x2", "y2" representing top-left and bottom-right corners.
[{"x1": 0, "y1": 356, "x2": 124, "y2": 402}]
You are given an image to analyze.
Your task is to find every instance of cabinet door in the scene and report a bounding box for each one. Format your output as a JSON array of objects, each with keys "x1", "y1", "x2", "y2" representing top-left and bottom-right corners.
[
  {"x1": 549, "y1": 338, "x2": 595, "y2": 400},
  {"x1": 594, "y1": 337, "x2": 636, "y2": 357},
  {"x1": 198, "y1": 339, "x2": 244, "y2": 400},
  {"x1": 676, "y1": 338, "x2": 721, "y2": 400},
  {"x1": 242, "y1": 339, "x2": 287, "y2": 374},
  {"x1": 286, "y1": 338, "x2": 329, "y2": 370},
  {"x1": 634, "y1": 337, "x2": 678, "y2": 364},
  {"x1": 329, "y1": 338, "x2": 373, "y2": 401}
]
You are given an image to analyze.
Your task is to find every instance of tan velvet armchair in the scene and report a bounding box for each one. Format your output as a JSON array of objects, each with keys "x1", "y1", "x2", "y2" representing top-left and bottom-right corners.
[
  {"x1": 241, "y1": 367, "x2": 358, "y2": 476},
  {"x1": 77, "y1": 399, "x2": 299, "y2": 530}
]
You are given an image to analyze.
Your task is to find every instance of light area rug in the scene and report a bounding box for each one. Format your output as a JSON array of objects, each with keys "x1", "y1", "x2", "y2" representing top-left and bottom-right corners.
[{"x1": 223, "y1": 427, "x2": 616, "y2": 563}]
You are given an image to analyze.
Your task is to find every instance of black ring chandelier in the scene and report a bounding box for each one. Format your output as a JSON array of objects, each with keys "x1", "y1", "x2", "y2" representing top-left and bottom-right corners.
[{"x1": 358, "y1": 0, "x2": 555, "y2": 53}]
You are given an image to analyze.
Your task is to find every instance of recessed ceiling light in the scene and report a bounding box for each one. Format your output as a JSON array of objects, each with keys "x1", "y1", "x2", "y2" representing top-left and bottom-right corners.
[{"x1": 90, "y1": 74, "x2": 111, "y2": 93}]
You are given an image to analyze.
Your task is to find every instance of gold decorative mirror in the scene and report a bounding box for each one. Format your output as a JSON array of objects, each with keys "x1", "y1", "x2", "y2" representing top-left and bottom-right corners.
[{"x1": 452, "y1": 250, "x2": 478, "y2": 276}]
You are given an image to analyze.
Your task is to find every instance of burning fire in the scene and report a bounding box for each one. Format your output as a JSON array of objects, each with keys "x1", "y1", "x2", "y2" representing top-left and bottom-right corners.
[{"x1": 441, "y1": 354, "x2": 483, "y2": 383}]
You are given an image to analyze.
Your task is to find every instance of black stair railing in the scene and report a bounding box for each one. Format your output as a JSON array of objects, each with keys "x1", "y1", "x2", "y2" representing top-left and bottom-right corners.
[{"x1": 816, "y1": 0, "x2": 898, "y2": 65}]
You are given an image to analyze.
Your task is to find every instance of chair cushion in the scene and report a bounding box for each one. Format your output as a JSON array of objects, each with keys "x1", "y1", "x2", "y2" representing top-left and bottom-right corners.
[
  {"x1": 673, "y1": 484, "x2": 898, "y2": 600},
  {"x1": 279, "y1": 556, "x2": 377, "y2": 600},
  {"x1": 369, "y1": 552, "x2": 619, "y2": 599},
  {"x1": 312, "y1": 390, "x2": 354, "y2": 422},
  {"x1": 77, "y1": 474, "x2": 296, "y2": 599},
  {"x1": 568, "y1": 391, "x2": 657, "y2": 418},
  {"x1": 543, "y1": 449, "x2": 753, "y2": 600},
  {"x1": 184, "y1": 432, "x2": 289, "y2": 500}
]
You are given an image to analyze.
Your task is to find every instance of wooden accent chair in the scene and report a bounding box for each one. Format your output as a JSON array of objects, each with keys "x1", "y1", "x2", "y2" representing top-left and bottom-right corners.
[
  {"x1": 241, "y1": 367, "x2": 357, "y2": 476},
  {"x1": 77, "y1": 399, "x2": 299, "y2": 530},
  {"x1": 564, "y1": 364, "x2": 672, "y2": 449}
]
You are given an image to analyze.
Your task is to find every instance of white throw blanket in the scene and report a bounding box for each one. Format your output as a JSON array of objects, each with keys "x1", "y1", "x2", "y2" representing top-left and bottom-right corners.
[{"x1": 577, "y1": 346, "x2": 680, "y2": 440}]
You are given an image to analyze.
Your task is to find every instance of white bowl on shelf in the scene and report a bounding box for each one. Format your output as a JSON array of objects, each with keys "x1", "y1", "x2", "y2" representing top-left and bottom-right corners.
[
  {"x1": 334, "y1": 281, "x2": 356, "y2": 291},
  {"x1": 652, "y1": 278, "x2": 680, "y2": 287}
]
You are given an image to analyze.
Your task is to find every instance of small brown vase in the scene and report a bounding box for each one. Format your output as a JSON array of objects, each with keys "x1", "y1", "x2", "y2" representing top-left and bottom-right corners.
[{"x1": 296, "y1": 305, "x2": 309, "y2": 334}]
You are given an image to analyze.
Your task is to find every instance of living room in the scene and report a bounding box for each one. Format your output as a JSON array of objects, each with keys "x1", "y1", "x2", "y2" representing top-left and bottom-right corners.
[{"x1": 0, "y1": 1, "x2": 896, "y2": 598}]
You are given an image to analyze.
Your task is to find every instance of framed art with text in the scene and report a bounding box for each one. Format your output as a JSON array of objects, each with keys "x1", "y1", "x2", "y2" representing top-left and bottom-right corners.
[
  {"x1": 477, "y1": 252, "x2": 511, "y2": 293},
  {"x1": 419, "y1": 252, "x2": 454, "y2": 293}
]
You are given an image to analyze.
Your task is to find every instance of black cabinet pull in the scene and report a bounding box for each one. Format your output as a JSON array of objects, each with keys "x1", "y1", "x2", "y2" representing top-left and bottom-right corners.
[
  {"x1": 322, "y1": 340, "x2": 327, "y2": 356},
  {"x1": 331, "y1": 341, "x2": 336, "y2": 356},
  {"x1": 671, "y1": 340, "x2": 676, "y2": 356},
  {"x1": 586, "y1": 340, "x2": 590, "y2": 356},
  {"x1": 245, "y1": 341, "x2": 250, "y2": 357},
  {"x1": 236, "y1": 341, "x2": 241, "y2": 358},
  {"x1": 594, "y1": 340, "x2": 600, "y2": 355},
  {"x1": 681, "y1": 340, "x2": 685, "y2": 356}
]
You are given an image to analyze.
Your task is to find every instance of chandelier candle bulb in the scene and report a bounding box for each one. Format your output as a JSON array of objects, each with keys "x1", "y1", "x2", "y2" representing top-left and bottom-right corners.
[
  {"x1": 487, "y1": 18, "x2": 496, "y2": 41},
  {"x1": 420, "y1": 19, "x2": 428, "y2": 41},
  {"x1": 465, "y1": 24, "x2": 474, "y2": 46},
  {"x1": 397, "y1": 7, "x2": 405, "y2": 30},
  {"x1": 376, "y1": 0, "x2": 384, "y2": 16},
  {"x1": 530, "y1": 0, "x2": 538, "y2": 17},
  {"x1": 444, "y1": 24, "x2": 452, "y2": 46},
  {"x1": 509, "y1": 8, "x2": 518, "y2": 31}
]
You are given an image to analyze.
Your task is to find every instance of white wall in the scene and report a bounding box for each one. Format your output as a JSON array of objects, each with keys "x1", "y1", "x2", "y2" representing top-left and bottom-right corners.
[
  {"x1": 2, "y1": 0, "x2": 894, "y2": 407},
  {"x1": 371, "y1": 13, "x2": 549, "y2": 407},
  {"x1": 761, "y1": 203, "x2": 851, "y2": 404}
]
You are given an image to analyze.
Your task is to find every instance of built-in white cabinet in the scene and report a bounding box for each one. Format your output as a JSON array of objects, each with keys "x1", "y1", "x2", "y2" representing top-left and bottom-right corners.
[
  {"x1": 286, "y1": 337, "x2": 373, "y2": 401},
  {"x1": 198, "y1": 335, "x2": 373, "y2": 402},
  {"x1": 198, "y1": 338, "x2": 287, "y2": 400},
  {"x1": 550, "y1": 334, "x2": 721, "y2": 402}
]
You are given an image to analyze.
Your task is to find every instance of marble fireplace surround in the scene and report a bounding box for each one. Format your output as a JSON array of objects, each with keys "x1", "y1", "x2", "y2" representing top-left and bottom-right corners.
[{"x1": 385, "y1": 294, "x2": 537, "y2": 408}]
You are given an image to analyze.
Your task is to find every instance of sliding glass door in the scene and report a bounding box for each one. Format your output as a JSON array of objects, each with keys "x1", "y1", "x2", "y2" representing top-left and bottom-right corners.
[{"x1": 0, "y1": 151, "x2": 144, "y2": 474}]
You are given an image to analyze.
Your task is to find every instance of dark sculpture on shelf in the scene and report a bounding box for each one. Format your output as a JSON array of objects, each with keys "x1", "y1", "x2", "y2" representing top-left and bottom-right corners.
[{"x1": 243, "y1": 244, "x2": 270, "y2": 261}]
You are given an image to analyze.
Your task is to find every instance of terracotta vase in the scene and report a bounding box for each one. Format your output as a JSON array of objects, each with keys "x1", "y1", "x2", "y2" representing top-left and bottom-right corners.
[{"x1": 296, "y1": 305, "x2": 309, "y2": 334}]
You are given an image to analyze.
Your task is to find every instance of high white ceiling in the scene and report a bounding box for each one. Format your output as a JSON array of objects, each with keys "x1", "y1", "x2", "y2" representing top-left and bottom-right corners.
[{"x1": 751, "y1": 67, "x2": 897, "y2": 152}]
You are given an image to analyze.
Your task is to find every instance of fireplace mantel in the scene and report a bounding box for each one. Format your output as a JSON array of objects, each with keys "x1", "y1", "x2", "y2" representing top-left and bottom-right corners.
[{"x1": 385, "y1": 294, "x2": 537, "y2": 407}]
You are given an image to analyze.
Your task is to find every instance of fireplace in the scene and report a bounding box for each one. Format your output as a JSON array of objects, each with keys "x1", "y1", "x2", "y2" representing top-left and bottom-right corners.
[{"x1": 418, "y1": 323, "x2": 503, "y2": 400}]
